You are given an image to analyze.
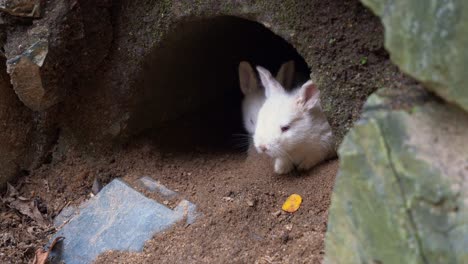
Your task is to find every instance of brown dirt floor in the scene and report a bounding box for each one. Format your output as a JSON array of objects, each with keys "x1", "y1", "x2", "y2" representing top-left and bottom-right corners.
[{"x1": 1, "y1": 134, "x2": 338, "y2": 264}]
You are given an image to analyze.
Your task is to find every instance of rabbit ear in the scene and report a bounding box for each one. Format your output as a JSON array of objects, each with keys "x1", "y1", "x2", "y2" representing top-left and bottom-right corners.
[
  {"x1": 256, "y1": 66, "x2": 285, "y2": 98},
  {"x1": 239, "y1": 61, "x2": 258, "y2": 95},
  {"x1": 298, "y1": 80, "x2": 320, "y2": 110},
  {"x1": 276, "y1": 60, "x2": 295, "y2": 90}
]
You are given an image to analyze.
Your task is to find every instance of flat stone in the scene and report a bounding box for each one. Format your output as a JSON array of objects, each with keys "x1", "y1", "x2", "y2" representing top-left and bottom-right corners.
[
  {"x1": 139, "y1": 176, "x2": 178, "y2": 199},
  {"x1": 53, "y1": 206, "x2": 78, "y2": 227},
  {"x1": 174, "y1": 199, "x2": 199, "y2": 225},
  {"x1": 138, "y1": 176, "x2": 200, "y2": 225},
  {"x1": 49, "y1": 178, "x2": 199, "y2": 264}
]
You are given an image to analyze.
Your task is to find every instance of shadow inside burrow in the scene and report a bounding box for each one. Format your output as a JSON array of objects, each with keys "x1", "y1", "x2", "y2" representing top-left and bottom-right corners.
[{"x1": 126, "y1": 15, "x2": 311, "y2": 153}]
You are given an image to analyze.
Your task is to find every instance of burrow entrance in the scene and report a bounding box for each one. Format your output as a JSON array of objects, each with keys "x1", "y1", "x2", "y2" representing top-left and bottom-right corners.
[{"x1": 127, "y1": 16, "x2": 310, "y2": 151}]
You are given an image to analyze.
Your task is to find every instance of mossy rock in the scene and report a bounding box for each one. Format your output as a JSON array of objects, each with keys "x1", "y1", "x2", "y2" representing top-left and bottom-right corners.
[
  {"x1": 325, "y1": 89, "x2": 468, "y2": 263},
  {"x1": 361, "y1": 0, "x2": 468, "y2": 112}
]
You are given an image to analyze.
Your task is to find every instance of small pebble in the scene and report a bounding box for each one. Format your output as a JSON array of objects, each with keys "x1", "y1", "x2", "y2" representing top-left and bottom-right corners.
[
  {"x1": 91, "y1": 178, "x2": 102, "y2": 195},
  {"x1": 222, "y1": 197, "x2": 234, "y2": 202}
]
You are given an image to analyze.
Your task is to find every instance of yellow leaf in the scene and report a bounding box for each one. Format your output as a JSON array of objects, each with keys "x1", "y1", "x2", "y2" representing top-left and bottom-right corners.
[{"x1": 282, "y1": 194, "x2": 302, "y2": 213}]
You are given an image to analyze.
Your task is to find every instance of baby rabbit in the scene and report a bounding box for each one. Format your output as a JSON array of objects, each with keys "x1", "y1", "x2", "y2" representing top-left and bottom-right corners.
[
  {"x1": 253, "y1": 66, "x2": 336, "y2": 174},
  {"x1": 238, "y1": 61, "x2": 295, "y2": 135}
]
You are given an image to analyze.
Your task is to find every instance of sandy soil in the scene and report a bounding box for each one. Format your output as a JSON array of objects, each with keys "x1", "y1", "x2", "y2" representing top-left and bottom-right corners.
[{"x1": 1, "y1": 134, "x2": 338, "y2": 264}]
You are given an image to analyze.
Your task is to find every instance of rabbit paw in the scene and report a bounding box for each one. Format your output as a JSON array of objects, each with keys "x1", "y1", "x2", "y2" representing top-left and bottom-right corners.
[{"x1": 274, "y1": 158, "x2": 294, "y2": 174}]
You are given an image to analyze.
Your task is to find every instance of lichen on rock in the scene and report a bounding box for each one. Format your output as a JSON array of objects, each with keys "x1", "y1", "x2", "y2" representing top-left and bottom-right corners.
[
  {"x1": 325, "y1": 88, "x2": 468, "y2": 263},
  {"x1": 7, "y1": 41, "x2": 48, "y2": 111},
  {"x1": 0, "y1": 0, "x2": 41, "y2": 18},
  {"x1": 361, "y1": 0, "x2": 468, "y2": 112}
]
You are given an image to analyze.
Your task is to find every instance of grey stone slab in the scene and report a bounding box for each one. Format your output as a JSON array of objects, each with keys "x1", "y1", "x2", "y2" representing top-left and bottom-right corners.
[
  {"x1": 174, "y1": 199, "x2": 200, "y2": 225},
  {"x1": 49, "y1": 179, "x2": 187, "y2": 264},
  {"x1": 139, "y1": 176, "x2": 177, "y2": 199}
]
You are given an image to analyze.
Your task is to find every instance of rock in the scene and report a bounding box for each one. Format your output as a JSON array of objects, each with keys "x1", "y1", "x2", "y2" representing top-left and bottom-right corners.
[
  {"x1": 139, "y1": 176, "x2": 177, "y2": 199},
  {"x1": 49, "y1": 179, "x2": 200, "y2": 264},
  {"x1": 0, "y1": 58, "x2": 34, "y2": 189},
  {"x1": 53, "y1": 206, "x2": 77, "y2": 227},
  {"x1": 361, "y1": 0, "x2": 468, "y2": 112},
  {"x1": 9, "y1": 48, "x2": 50, "y2": 111},
  {"x1": 174, "y1": 199, "x2": 199, "y2": 225},
  {"x1": 91, "y1": 178, "x2": 102, "y2": 195},
  {"x1": 138, "y1": 176, "x2": 200, "y2": 225},
  {"x1": 7, "y1": 41, "x2": 49, "y2": 111},
  {"x1": 0, "y1": 0, "x2": 113, "y2": 184},
  {"x1": 0, "y1": 0, "x2": 41, "y2": 18},
  {"x1": 3, "y1": 0, "x2": 112, "y2": 111},
  {"x1": 325, "y1": 89, "x2": 468, "y2": 264},
  {"x1": 6, "y1": 40, "x2": 52, "y2": 111}
]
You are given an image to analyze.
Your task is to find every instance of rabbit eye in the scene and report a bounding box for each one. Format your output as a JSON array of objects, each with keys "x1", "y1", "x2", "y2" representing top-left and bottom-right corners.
[
  {"x1": 250, "y1": 119, "x2": 254, "y2": 125},
  {"x1": 280, "y1": 125, "x2": 290, "y2": 132}
]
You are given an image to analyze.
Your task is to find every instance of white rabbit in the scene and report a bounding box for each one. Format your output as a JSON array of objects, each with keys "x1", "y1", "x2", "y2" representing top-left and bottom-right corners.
[
  {"x1": 238, "y1": 61, "x2": 295, "y2": 135},
  {"x1": 253, "y1": 66, "x2": 336, "y2": 174}
]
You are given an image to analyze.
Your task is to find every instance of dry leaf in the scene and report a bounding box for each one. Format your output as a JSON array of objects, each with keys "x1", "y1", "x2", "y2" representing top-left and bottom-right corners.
[
  {"x1": 32, "y1": 248, "x2": 49, "y2": 264},
  {"x1": 32, "y1": 236, "x2": 64, "y2": 264},
  {"x1": 281, "y1": 194, "x2": 302, "y2": 213},
  {"x1": 3, "y1": 183, "x2": 50, "y2": 227},
  {"x1": 6, "y1": 182, "x2": 19, "y2": 197},
  {"x1": 9, "y1": 199, "x2": 46, "y2": 226},
  {"x1": 1, "y1": 183, "x2": 19, "y2": 203}
]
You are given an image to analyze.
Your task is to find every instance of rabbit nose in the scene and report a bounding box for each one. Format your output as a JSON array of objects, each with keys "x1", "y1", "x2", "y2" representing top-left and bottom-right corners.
[{"x1": 259, "y1": 145, "x2": 268, "y2": 152}]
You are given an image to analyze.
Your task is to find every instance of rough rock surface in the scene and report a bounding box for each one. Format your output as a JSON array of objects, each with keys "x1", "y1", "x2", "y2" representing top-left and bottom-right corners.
[
  {"x1": 325, "y1": 88, "x2": 468, "y2": 263},
  {"x1": 0, "y1": 0, "x2": 41, "y2": 18},
  {"x1": 0, "y1": 60, "x2": 34, "y2": 187},
  {"x1": 59, "y1": 0, "x2": 393, "y2": 147},
  {"x1": 324, "y1": 1, "x2": 468, "y2": 262},
  {"x1": 4, "y1": 0, "x2": 112, "y2": 111},
  {"x1": 0, "y1": 0, "x2": 113, "y2": 187},
  {"x1": 361, "y1": 0, "x2": 468, "y2": 112}
]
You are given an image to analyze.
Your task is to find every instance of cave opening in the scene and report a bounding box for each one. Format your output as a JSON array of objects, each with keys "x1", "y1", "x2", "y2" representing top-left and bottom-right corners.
[{"x1": 127, "y1": 16, "x2": 310, "y2": 152}]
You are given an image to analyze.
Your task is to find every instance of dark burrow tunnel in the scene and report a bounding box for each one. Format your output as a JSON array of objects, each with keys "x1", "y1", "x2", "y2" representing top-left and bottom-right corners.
[{"x1": 127, "y1": 16, "x2": 310, "y2": 151}]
